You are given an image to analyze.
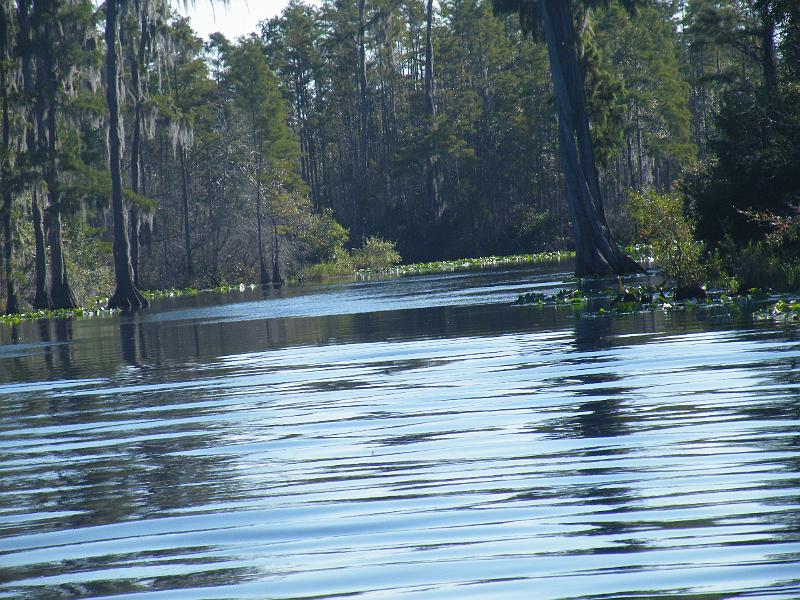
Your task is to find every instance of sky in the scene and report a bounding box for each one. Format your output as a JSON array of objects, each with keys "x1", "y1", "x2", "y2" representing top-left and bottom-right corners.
[{"x1": 172, "y1": 0, "x2": 289, "y2": 41}]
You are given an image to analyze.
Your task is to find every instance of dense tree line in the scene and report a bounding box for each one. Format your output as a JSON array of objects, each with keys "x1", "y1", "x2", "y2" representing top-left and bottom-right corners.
[
  {"x1": 0, "y1": 0, "x2": 342, "y2": 314},
  {"x1": 259, "y1": 0, "x2": 799, "y2": 270},
  {"x1": 1, "y1": 0, "x2": 798, "y2": 313},
  {"x1": 258, "y1": 0, "x2": 695, "y2": 265}
]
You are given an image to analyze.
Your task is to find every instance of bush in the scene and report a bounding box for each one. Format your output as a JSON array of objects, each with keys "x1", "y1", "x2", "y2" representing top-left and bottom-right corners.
[
  {"x1": 716, "y1": 237, "x2": 800, "y2": 293},
  {"x1": 64, "y1": 223, "x2": 114, "y2": 303},
  {"x1": 350, "y1": 237, "x2": 401, "y2": 271},
  {"x1": 300, "y1": 209, "x2": 350, "y2": 264},
  {"x1": 628, "y1": 189, "x2": 706, "y2": 289},
  {"x1": 299, "y1": 257, "x2": 354, "y2": 281},
  {"x1": 299, "y1": 236, "x2": 401, "y2": 280}
]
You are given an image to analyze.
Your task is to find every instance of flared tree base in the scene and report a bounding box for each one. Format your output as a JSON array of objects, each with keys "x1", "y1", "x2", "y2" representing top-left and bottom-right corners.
[
  {"x1": 51, "y1": 284, "x2": 79, "y2": 311},
  {"x1": 575, "y1": 247, "x2": 644, "y2": 278},
  {"x1": 4, "y1": 293, "x2": 19, "y2": 315},
  {"x1": 108, "y1": 284, "x2": 149, "y2": 312}
]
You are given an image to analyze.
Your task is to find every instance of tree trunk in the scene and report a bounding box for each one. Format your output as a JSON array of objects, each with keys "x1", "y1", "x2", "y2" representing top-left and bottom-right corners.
[
  {"x1": 357, "y1": 0, "x2": 369, "y2": 241},
  {"x1": 271, "y1": 220, "x2": 282, "y2": 284},
  {"x1": 760, "y1": 0, "x2": 778, "y2": 97},
  {"x1": 129, "y1": 9, "x2": 148, "y2": 287},
  {"x1": 45, "y1": 86, "x2": 77, "y2": 309},
  {"x1": 540, "y1": 0, "x2": 640, "y2": 277},
  {"x1": 254, "y1": 136, "x2": 271, "y2": 286},
  {"x1": 179, "y1": 143, "x2": 193, "y2": 278},
  {"x1": 424, "y1": 0, "x2": 444, "y2": 219},
  {"x1": 1, "y1": 190, "x2": 16, "y2": 314},
  {"x1": 105, "y1": 0, "x2": 147, "y2": 311},
  {"x1": 31, "y1": 190, "x2": 52, "y2": 309},
  {"x1": 18, "y1": 0, "x2": 51, "y2": 308},
  {"x1": 1, "y1": 31, "x2": 18, "y2": 315}
]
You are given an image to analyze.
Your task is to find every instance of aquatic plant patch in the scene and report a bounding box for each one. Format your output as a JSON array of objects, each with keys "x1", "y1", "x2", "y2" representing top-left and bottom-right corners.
[
  {"x1": 0, "y1": 304, "x2": 119, "y2": 326},
  {"x1": 514, "y1": 285, "x2": 774, "y2": 318},
  {"x1": 365, "y1": 251, "x2": 575, "y2": 277}
]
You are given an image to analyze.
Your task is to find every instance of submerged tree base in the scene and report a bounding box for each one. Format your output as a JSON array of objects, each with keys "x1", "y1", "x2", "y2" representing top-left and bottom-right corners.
[
  {"x1": 108, "y1": 286, "x2": 149, "y2": 312},
  {"x1": 575, "y1": 247, "x2": 643, "y2": 278}
]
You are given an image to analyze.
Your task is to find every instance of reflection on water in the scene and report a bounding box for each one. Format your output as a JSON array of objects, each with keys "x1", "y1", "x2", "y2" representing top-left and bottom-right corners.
[{"x1": 1, "y1": 265, "x2": 800, "y2": 599}]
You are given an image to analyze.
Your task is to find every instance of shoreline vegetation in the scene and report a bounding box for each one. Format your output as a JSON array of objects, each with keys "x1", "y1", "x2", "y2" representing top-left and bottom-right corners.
[
  {"x1": 0, "y1": 251, "x2": 574, "y2": 325},
  {"x1": 3, "y1": 246, "x2": 799, "y2": 326}
]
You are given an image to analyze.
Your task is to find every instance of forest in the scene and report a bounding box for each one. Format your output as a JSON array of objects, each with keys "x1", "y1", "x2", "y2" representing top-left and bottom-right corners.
[{"x1": 0, "y1": 0, "x2": 798, "y2": 313}]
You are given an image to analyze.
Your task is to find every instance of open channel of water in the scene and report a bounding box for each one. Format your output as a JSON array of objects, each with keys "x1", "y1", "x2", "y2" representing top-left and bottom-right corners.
[{"x1": 1, "y1": 263, "x2": 799, "y2": 599}]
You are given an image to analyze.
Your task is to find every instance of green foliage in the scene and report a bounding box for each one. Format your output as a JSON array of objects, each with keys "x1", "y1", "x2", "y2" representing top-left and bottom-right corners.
[
  {"x1": 583, "y1": 36, "x2": 627, "y2": 167},
  {"x1": 593, "y1": 2, "x2": 696, "y2": 178},
  {"x1": 628, "y1": 189, "x2": 706, "y2": 289},
  {"x1": 350, "y1": 237, "x2": 402, "y2": 271},
  {"x1": 64, "y1": 223, "x2": 114, "y2": 304},
  {"x1": 716, "y1": 239, "x2": 800, "y2": 293},
  {"x1": 299, "y1": 236, "x2": 400, "y2": 280},
  {"x1": 299, "y1": 209, "x2": 350, "y2": 263},
  {"x1": 388, "y1": 251, "x2": 574, "y2": 276},
  {"x1": 687, "y1": 86, "x2": 800, "y2": 248},
  {"x1": 0, "y1": 305, "x2": 117, "y2": 326}
]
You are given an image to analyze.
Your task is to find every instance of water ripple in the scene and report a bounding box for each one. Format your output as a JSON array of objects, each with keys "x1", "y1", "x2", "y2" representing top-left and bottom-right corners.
[{"x1": 1, "y1": 268, "x2": 799, "y2": 598}]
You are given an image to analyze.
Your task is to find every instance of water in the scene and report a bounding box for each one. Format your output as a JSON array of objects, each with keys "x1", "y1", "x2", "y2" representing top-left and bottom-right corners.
[{"x1": 1, "y1": 264, "x2": 799, "y2": 599}]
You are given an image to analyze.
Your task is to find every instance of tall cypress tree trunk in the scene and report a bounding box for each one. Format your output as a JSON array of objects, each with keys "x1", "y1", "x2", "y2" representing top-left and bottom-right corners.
[
  {"x1": 540, "y1": 0, "x2": 640, "y2": 276},
  {"x1": 179, "y1": 143, "x2": 193, "y2": 278},
  {"x1": 106, "y1": 0, "x2": 147, "y2": 311},
  {"x1": 18, "y1": 0, "x2": 51, "y2": 308},
  {"x1": 45, "y1": 87, "x2": 77, "y2": 309},
  {"x1": 1, "y1": 193, "x2": 16, "y2": 314},
  {"x1": 254, "y1": 135, "x2": 271, "y2": 286},
  {"x1": 129, "y1": 8, "x2": 148, "y2": 287},
  {"x1": 424, "y1": 0, "x2": 443, "y2": 219},
  {"x1": 31, "y1": 190, "x2": 51, "y2": 308},
  {"x1": 271, "y1": 219, "x2": 282, "y2": 284},
  {"x1": 39, "y1": 4, "x2": 76, "y2": 309},
  {"x1": 357, "y1": 0, "x2": 369, "y2": 241},
  {"x1": 1, "y1": 26, "x2": 18, "y2": 315}
]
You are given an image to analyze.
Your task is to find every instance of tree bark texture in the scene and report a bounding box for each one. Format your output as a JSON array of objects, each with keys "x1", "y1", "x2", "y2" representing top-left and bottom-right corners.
[
  {"x1": 540, "y1": 0, "x2": 640, "y2": 277},
  {"x1": 31, "y1": 190, "x2": 51, "y2": 308},
  {"x1": 106, "y1": 0, "x2": 147, "y2": 311},
  {"x1": 424, "y1": 0, "x2": 444, "y2": 219},
  {"x1": 271, "y1": 220, "x2": 282, "y2": 284},
  {"x1": 18, "y1": 0, "x2": 51, "y2": 308},
  {"x1": 357, "y1": 0, "x2": 370, "y2": 240},
  {"x1": 254, "y1": 136, "x2": 271, "y2": 286},
  {"x1": 1, "y1": 26, "x2": 18, "y2": 314},
  {"x1": 44, "y1": 67, "x2": 77, "y2": 309},
  {"x1": 129, "y1": 8, "x2": 149, "y2": 287},
  {"x1": 180, "y1": 143, "x2": 193, "y2": 278},
  {"x1": 760, "y1": 1, "x2": 778, "y2": 97}
]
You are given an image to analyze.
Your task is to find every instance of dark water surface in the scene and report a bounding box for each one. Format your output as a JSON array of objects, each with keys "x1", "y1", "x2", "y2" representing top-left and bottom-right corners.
[{"x1": 1, "y1": 264, "x2": 800, "y2": 599}]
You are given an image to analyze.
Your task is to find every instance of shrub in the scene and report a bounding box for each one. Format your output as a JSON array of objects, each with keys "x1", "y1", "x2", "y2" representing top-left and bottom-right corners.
[
  {"x1": 717, "y1": 238, "x2": 800, "y2": 293},
  {"x1": 300, "y1": 209, "x2": 350, "y2": 264},
  {"x1": 64, "y1": 223, "x2": 114, "y2": 303},
  {"x1": 628, "y1": 189, "x2": 706, "y2": 290},
  {"x1": 350, "y1": 237, "x2": 401, "y2": 271},
  {"x1": 299, "y1": 257, "x2": 354, "y2": 281}
]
